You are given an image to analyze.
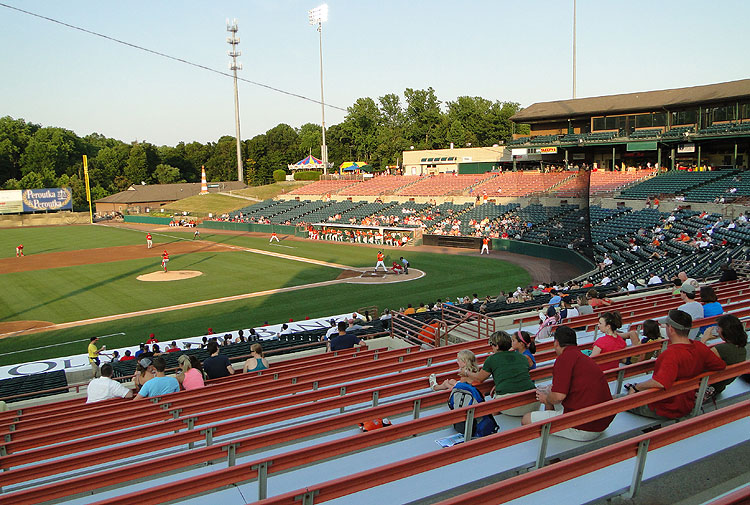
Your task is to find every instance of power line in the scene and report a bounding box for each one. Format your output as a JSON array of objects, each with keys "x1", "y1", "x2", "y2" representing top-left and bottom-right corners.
[{"x1": 0, "y1": 2, "x2": 347, "y2": 112}]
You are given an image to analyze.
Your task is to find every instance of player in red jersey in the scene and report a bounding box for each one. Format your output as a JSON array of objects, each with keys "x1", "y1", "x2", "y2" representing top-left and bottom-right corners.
[
  {"x1": 146, "y1": 233, "x2": 152, "y2": 249},
  {"x1": 161, "y1": 250, "x2": 169, "y2": 272},
  {"x1": 16, "y1": 244, "x2": 24, "y2": 257}
]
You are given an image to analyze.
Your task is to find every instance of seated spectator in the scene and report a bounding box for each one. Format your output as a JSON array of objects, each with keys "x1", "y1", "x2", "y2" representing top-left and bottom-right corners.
[
  {"x1": 522, "y1": 326, "x2": 615, "y2": 440},
  {"x1": 415, "y1": 302, "x2": 428, "y2": 313},
  {"x1": 202, "y1": 341, "x2": 235, "y2": 379},
  {"x1": 587, "y1": 289, "x2": 611, "y2": 308},
  {"x1": 134, "y1": 343, "x2": 147, "y2": 358},
  {"x1": 132, "y1": 358, "x2": 155, "y2": 392},
  {"x1": 86, "y1": 363, "x2": 133, "y2": 403},
  {"x1": 678, "y1": 271, "x2": 699, "y2": 290},
  {"x1": 671, "y1": 278, "x2": 683, "y2": 295},
  {"x1": 109, "y1": 351, "x2": 120, "y2": 363},
  {"x1": 380, "y1": 309, "x2": 392, "y2": 321},
  {"x1": 176, "y1": 355, "x2": 205, "y2": 391},
  {"x1": 151, "y1": 344, "x2": 162, "y2": 356},
  {"x1": 429, "y1": 349, "x2": 479, "y2": 391},
  {"x1": 576, "y1": 295, "x2": 593, "y2": 316},
  {"x1": 243, "y1": 343, "x2": 270, "y2": 372},
  {"x1": 559, "y1": 298, "x2": 579, "y2": 319},
  {"x1": 719, "y1": 263, "x2": 738, "y2": 282},
  {"x1": 699, "y1": 285, "x2": 723, "y2": 335},
  {"x1": 120, "y1": 350, "x2": 135, "y2": 361},
  {"x1": 590, "y1": 311, "x2": 638, "y2": 371},
  {"x1": 134, "y1": 357, "x2": 180, "y2": 399},
  {"x1": 461, "y1": 331, "x2": 538, "y2": 416},
  {"x1": 512, "y1": 330, "x2": 537, "y2": 369},
  {"x1": 625, "y1": 310, "x2": 726, "y2": 420},
  {"x1": 223, "y1": 334, "x2": 233, "y2": 346},
  {"x1": 166, "y1": 341, "x2": 180, "y2": 353},
  {"x1": 700, "y1": 314, "x2": 747, "y2": 396},
  {"x1": 647, "y1": 273, "x2": 662, "y2": 286},
  {"x1": 674, "y1": 283, "x2": 703, "y2": 339},
  {"x1": 403, "y1": 303, "x2": 416, "y2": 315},
  {"x1": 329, "y1": 321, "x2": 366, "y2": 351},
  {"x1": 624, "y1": 319, "x2": 663, "y2": 363}
]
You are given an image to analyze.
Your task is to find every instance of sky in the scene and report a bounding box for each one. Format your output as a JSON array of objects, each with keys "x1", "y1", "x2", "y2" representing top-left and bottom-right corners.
[{"x1": 1, "y1": 0, "x2": 749, "y2": 146}]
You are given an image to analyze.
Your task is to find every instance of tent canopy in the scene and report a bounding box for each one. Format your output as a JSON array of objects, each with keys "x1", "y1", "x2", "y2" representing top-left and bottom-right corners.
[
  {"x1": 340, "y1": 161, "x2": 372, "y2": 172},
  {"x1": 289, "y1": 155, "x2": 325, "y2": 171}
]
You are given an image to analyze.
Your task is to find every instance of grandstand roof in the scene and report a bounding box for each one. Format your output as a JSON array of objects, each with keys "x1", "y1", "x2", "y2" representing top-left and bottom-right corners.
[
  {"x1": 95, "y1": 182, "x2": 246, "y2": 204},
  {"x1": 511, "y1": 79, "x2": 750, "y2": 122}
]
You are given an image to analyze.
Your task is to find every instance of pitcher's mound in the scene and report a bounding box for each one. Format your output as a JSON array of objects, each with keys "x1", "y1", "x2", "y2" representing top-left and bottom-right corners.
[{"x1": 137, "y1": 270, "x2": 203, "y2": 282}]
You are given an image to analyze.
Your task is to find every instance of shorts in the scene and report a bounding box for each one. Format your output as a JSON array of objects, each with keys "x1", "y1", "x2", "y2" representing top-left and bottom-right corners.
[{"x1": 529, "y1": 409, "x2": 603, "y2": 441}]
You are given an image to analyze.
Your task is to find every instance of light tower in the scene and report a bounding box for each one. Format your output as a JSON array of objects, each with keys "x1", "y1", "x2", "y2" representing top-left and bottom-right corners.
[
  {"x1": 308, "y1": 4, "x2": 329, "y2": 175},
  {"x1": 227, "y1": 19, "x2": 244, "y2": 183}
]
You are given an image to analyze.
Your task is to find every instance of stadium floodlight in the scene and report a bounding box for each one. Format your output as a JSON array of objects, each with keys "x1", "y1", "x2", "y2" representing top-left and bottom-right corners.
[
  {"x1": 308, "y1": 4, "x2": 328, "y2": 24},
  {"x1": 308, "y1": 4, "x2": 329, "y2": 174}
]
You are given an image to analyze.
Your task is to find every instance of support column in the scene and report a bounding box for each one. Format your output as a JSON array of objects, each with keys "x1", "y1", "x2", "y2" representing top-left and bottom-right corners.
[
  {"x1": 612, "y1": 146, "x2": 616, "y2": 171},
  {"x1": 697, "y1": 144, "x2": 702, "y2": 169},
  {"x1": 512, "y1": 157, "x2": 517, "y2": 171},
  {"x1": 671, "y1": 148, "x2": 676, "y2": 171},
  {"x1": 734, "y1": 142, "x2": 738, "y2": 168},
  {"x1": 565, "y1": 149, "x2": 569, "y2": 170},
  {"x1": 657, "y1": 147, "x2": 662, "y2": 170}
]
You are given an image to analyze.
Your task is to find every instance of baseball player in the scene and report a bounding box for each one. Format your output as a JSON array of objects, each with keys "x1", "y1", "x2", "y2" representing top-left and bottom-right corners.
[
  {"x1": 16, "y1": 244, "x2": 24, "y2": 257},
  {"x1": 146, "y1": 233, "x2": 152, "y2": 249},
  {"x1": 481, "y1": 237, "x2": 489, "y2": 255},
  {"x1": 270, "y1": 232, "x2": 280, "y2": 243},
  {"x1": 375, "y1": 251, "x2": 386, "y2": 272},
  {"x1": 161, "y1": 250, "x2": 169, "y2": 272},
  {"x1": 193, "y1": 229, "x2": 200, "y2": 240}
]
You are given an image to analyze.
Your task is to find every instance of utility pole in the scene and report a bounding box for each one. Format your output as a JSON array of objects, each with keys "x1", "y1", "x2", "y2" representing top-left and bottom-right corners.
[
  {"x1": 309, "y1": 5, "x2": 329, "y2": 175},
  {"x1": 227, "y1": 19, "x2": 244, "y2": 183},
  {"x1": 572, "y1": 0, "x2": 577, "y2": 99}
]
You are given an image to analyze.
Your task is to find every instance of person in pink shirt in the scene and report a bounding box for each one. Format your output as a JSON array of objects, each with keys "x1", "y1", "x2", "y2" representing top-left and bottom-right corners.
[
  {"x1": 590, "y1": 311, "x2": 638, "y2": 371},
  {"x1": 176, "y1": 355, "x2": 205, "y2": 391}
]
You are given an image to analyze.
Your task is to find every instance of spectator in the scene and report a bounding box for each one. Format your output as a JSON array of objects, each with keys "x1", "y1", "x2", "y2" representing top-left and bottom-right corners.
[
  {"x1": 671, "y1": 278, "x2": 683, "y2": 295},
  {"x1": 576, "y1": 295, "x2": 594, "y2": 316},
  {"x1": 522, "y1": 326, "x2": 616, "y2": 441},
  {"x1": 134, "y1": 343, "x2": 147, "y2": 358},
  {"x1": 625, "y1": 310, "x2": 726, "y2": 420},
  {"x1": 151, "y1": 344, "x2": 162, "y2": 356},
  {"x1": 243, "y1": 343, "x2": 270, "y2": 372},
  {"x1": 699, "y1": 285, "x2": 724, "y2": 335},
  {"x1": 176, "y1": 355, "x2": 205, "y2": 391},
  {"x1": 587, "y1": 289, "x2": 611, "y2": 308},
  {"x1": 134, "y1": 357, "x2": 180, "y2": 399},
  {"x1": 404, "y1": 303, "x2": 416, "y2": 315},
  {"x1": 461, "y1": 331, "x2": 538, "y2": 416},
  {"x1": 415, "y1": 302, "x2": 428, "y2": 313},
  {"x1": 590, "y1": 311, "x2": 637, "y2": 371},
  {"x1": 380, "y1": 309, "x2": 392, "y2": 321},
  {"x1": 202, "y1": 341, "x2": 235, "y2": 379},
  {"x1": 329, "y1": 321, "x2": 366, "y2": 352},
  {"x1": 223, "y1": 334, "x2": 233, "y2": 346},
  {"x1": 429, "y1": 349, "x2": 479, "y2": 391},
  {"x1": 88, "y1": 336, "x2": 105, "y2": 378},
  {"x1": 719, "y1": 263, "x2": 738, "y2": 282},
  {"x1": 674, "y1": 284, "x2": 703, "y2": 339},
  {"x1": 278, "y1": 324, "x2": 292, "y2": 338},
  {"x1": 547, "y1": 289, "x2": 562, "y2": 308},
  {"x1": 700, "y1": 314, "x2": 747, "y2": 396},
  {"x1": 146, "y1": 333, "x2": 159, "y2": 345},
  {"x1": 647, "y1": 273, "x2": 662, "y2": 286},
  {"x1": 109, "y1": 351, "x2": 120, "y2": 363},
  {"x1": 120, "y1": 350, "x2": 135, "y2": 361},
  {"x1": 132, "y1": 357, "x2": 155, "y2": 392},
  {"x1": 511, "y1": 330, "x2": 537, "y2": 369},
  {"x1": 323, "y1": 319, "x2": 338, "y2": 342},
  {"x1": 624, "y1": 319, "x2": 663, "y2": 363},
  {"x1": 86, "y1": 363, "x2": 133, "y2": 403},
  {"x1": 166, "y1": 341, "x2": 180, "y2": 353},
  {"x1": 559, "y1": 298, "x2": 579, "y2": 319}
]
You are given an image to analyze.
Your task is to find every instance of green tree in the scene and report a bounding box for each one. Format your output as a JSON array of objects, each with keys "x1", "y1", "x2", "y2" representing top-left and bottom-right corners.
[
  {"x1": 153, "y1": 163, "x2": 181, "y2": 184},
  {"x1": 0, "y1": 116, "x2": 39, "y2": 183},
  {"x1": 124, "y1": 143, "x2": 150, "y2": 185},
  {"x1": 404, "y1": 87, "x2": 444, "y2": 149},
  {"x1": 19, "y1": 171, "x2": 44, "y2": 189},
  {"x1": 91, "y1": 144, "x2": 130, "y2": 190},
  {"x1": 341, "y1": 97, "x2": 381, "y2": 166},
  {"x1": 206, "y1": 136, "x2": 240, "y2": 182},
  {"x1": 297, "y1": 123, "x2": 322, "y2": 158},
  {"x1": 20, "y1": 126, "x2": 82, "y2": 179}
]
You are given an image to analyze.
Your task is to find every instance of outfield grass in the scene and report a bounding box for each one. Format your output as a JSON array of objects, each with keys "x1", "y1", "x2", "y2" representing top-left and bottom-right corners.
[
  {"x1": 0, "y1": 225, "x2": 146, "y2": 259},
  {"x1": 0, "y1": 225, "x2": 531, "y2": 366}
]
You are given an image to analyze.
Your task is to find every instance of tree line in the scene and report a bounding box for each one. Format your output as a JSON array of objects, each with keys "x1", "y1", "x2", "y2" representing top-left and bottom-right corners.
[{"x1": 0, "y1": 88, "x2": 529, "y2": 209}]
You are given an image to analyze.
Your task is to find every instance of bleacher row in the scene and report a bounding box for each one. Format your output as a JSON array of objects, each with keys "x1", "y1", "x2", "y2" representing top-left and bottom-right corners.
[{"x1": 0, "y1": 279, "x2": 748, "y2": 504}]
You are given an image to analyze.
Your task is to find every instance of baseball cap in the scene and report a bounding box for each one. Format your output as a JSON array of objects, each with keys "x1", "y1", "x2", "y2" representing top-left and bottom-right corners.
[
  {"x1": 680, "y1": 283, "x2": 696, "y2": 295},
  {"x1": 138, "y1": 357, "x2": 153, "y2": 368}
]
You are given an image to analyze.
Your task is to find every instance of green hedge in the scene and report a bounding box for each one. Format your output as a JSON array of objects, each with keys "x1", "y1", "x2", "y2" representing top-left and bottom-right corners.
[
  {"x1": 293, "y1": 171, "x2": 321, "y2": 181},
  {"x1": 273, "y1": 169, "x2": 287, "y2": 182}
]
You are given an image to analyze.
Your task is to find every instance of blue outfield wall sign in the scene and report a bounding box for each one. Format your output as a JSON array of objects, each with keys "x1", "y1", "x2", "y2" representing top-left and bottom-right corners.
[{"x1": 21, "y1": 187, "x2": 74, "y2": 212}]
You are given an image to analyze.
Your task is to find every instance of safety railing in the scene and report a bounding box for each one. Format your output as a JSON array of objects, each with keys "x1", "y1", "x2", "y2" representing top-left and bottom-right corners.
[
  {"x1": 390, "y1": 311, "x2": 448, "y2": 347},
  {"x1": 441, "y1": 303, "x2": 495, "y2": 342}
]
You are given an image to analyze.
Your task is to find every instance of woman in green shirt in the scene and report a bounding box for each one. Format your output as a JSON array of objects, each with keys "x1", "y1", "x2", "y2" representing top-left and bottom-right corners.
[
  {"x1": 461, "y1": 330, "x2": 538, "y2": 416},
  {"x1": 701, "y1": 314, "x2": 747, "y2": 395}
]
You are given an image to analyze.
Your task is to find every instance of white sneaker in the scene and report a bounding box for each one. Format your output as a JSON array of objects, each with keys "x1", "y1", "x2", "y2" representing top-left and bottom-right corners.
[{"x1": 428, "y1": 373, "x2": 438, "y2": 390}]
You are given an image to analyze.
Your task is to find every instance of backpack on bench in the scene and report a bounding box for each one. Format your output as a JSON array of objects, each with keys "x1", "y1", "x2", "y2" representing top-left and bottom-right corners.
[{"x1": 448, "y1": 382, "x2": 499, "y2": 438}]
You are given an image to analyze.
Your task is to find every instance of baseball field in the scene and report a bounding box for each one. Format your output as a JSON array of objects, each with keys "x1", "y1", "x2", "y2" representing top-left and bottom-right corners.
[{"x1": 0, "y1": 223, "x2": 532, "y2": 366}]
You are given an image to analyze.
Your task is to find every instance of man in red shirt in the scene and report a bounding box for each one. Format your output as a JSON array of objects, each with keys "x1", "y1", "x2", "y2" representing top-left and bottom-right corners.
[
  {"x1": 146, "y1": 233, "x2": 152, "y2": 249},
  {"x1": 146, "y1": 333, "x2": 159, "y2": 345},
  {"x1": 480, "y1": 237, "x2": 489, "y2": 255},
  {"x1": 625, "y1": 309, "x2": 726, "y2": 420},
  {"x1": 16, "y1": 244, "x2": 24, "y2": 257},
  {"x1": 522, "y1": 325, "x2": 615, "y2": 441},
  {"x1": 161, "y1": 250, "x2": 169, "y2": 272}
]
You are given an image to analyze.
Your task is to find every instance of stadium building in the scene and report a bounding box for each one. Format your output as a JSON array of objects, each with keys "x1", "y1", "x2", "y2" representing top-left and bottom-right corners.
[{"x1": 508, "y1": 79, "x2": 750, "y2": 171}]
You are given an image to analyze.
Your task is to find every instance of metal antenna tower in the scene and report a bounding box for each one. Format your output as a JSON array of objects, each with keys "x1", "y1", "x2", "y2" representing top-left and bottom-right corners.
[{"x1": 227, "y1": 19, "x2": 244, "y2": 183}]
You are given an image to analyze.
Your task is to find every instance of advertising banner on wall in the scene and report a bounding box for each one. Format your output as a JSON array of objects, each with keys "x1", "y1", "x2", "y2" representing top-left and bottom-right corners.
[
  {"x1": 21, "y1": 187, "x2": 73, "y2": 212},
  {"x1": 0, "y1": 189, "x2": 23, "y2": 214}
]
